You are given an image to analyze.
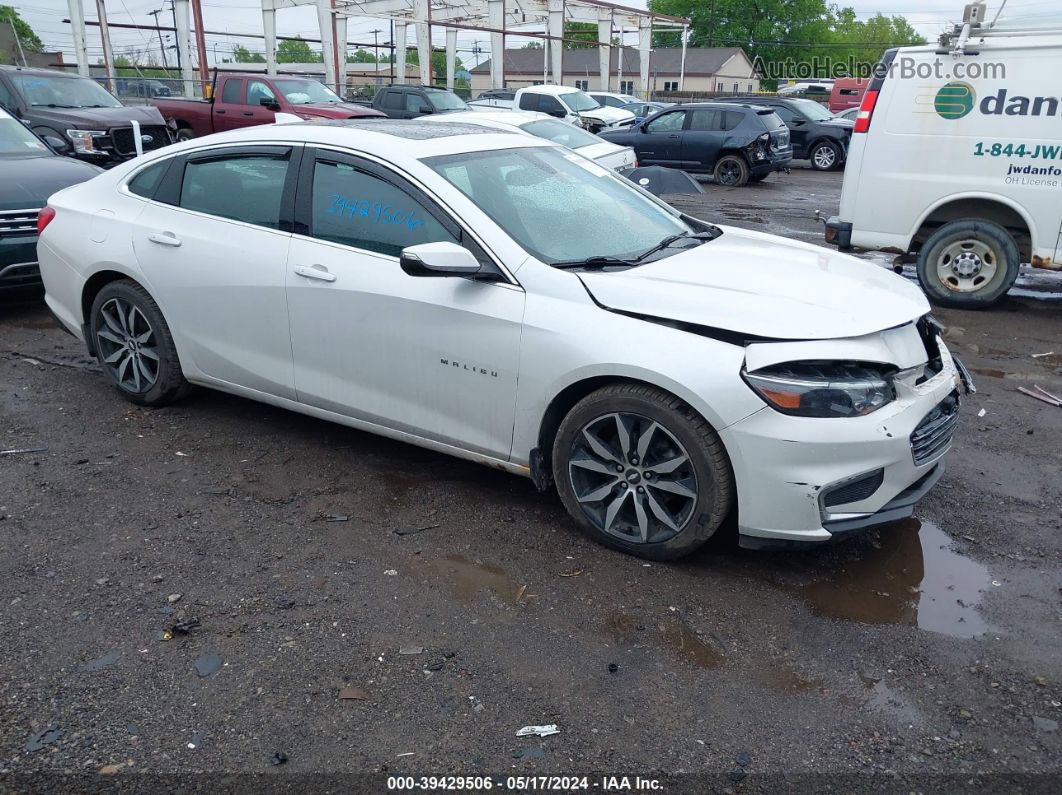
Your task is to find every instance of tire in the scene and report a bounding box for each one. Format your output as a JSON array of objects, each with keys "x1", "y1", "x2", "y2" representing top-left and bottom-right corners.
[
  {"x1": 89, "y1": 280, "x2": 189, "y2": 406},
  {"x1": 552, "y1": 383, "x2": 733, "y2": 561},
  {"x1": 915, "y1": 219, "x2": 1020, "y2": 309},
  {"x1": 713, "y1": 154, "x2": 750, "y2": 187},
  {"x1": 174, "y1": 127, "x2": 195, "y2": 142},
  {"x1": 808, "y1": 140, "x2": 841, "y2": 171}
]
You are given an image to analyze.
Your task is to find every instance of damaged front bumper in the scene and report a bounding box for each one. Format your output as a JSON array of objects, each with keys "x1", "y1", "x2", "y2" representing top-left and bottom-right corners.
[{"x1": 719, "y1": 332, "x2": 965, "y2": 549}]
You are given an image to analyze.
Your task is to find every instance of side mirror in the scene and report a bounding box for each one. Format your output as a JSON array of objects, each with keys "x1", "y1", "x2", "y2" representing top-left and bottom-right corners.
[
  {"x1": 790, "y1": 118, "x2": 806, "y2": 126},
  {"x1": 259, "y1": 97, "x2": 281, "y2": 111},
  {"x1": 548, "y1": 108, "x2": 566, "y2": 119},
  {"x1": 419, "y1": 106, "x2": 434, "y2": 115},
  {"x1": 400, "y1": 241, "x2": 482, "y2": 277},
  {"x1": 44, "y1": 135, "x2": 68, "y2": 151}
]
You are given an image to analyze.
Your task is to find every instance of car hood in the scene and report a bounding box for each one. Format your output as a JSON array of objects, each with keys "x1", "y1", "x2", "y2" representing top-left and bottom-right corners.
[
  {"x1": 294, "y1": 102, "x2": 385, "y2": 118},
  {"x1": 577, "y1": 225, "x2": 930, "y2": 341},
  {"x1": 819, "y1": 118, "x2": 854, "y2": 130},
  {"x1": 0, "y1": 154, "x2": 103, "y2": 210},
  {"x1": 581, "y1": 105, "x2": 635, "y2": 124},
  {"x1": 29, "y1": 104, "x2": 167, "y2": 130}
]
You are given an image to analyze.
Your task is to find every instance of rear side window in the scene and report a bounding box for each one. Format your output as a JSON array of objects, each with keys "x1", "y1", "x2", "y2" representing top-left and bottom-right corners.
[
  {"x1": 518, "y1": 93, "x2": 538, "y2": 111},
  {"x1": 179, "y1": 151, "x2": 290, "y2": 228},
  {"x1": 309, "y1": 159, "x2": 458, "y2": 257},
  {"x1": 127, "y1": 160, "x2": 169, "y2": 198},
  {"x1": 220, "y1": 78, "x2": 242, "y2": 104},
  {"x1": 722, "y1": 111, "x2": 743, "y2": 131},
  {"x1": 687, "y1": 109, "x2": 723, "y2": 131}
]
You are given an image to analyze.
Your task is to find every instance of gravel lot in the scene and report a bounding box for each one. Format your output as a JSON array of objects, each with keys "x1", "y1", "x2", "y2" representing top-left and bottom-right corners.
[{"x1": 1, "y1": 166, "x2": 1060, "y2": 792}]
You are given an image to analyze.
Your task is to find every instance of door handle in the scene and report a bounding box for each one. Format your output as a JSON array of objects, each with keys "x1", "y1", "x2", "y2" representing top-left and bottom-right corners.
[
  {"x1": 667, "y1": 134, "x2": 681, "y2": 139},
  {"x1": 242, "y1": 111, "x2": 254, "y2": 117},
  {"x1": 147, "y1": 231, "x2": 181, "y2": 247},
  {"x1": 215, "y1": 109, "x2": 226, "y2": 114},
  {"x1": 293, "y1": 264, "x2": 337, "y2": 282}
]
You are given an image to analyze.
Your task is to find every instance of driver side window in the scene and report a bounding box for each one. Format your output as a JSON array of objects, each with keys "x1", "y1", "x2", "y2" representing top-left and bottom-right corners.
[
  {"x1": 646, "y1": 111, "x2": 685, "y2": 133},
  {"x1": 537, "y1": 95, "x2": 564, "y2": 114},
  {"x1": 246, "y1": 80, "x2": 276, "y2": 106}
]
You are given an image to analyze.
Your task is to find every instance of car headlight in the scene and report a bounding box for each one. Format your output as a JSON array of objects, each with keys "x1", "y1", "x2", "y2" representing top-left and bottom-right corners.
[
  {"x1": 65, "y1": 129, "x2": 106, "y2": 154},
  {"x1": 743, "y1": 361, "x2": 896, "y2": 418}
]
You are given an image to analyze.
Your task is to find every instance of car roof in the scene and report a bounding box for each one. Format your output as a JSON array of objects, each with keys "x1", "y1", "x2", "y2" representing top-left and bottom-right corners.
[
  {"x1": 524, "y1": 84, "x2": 580, "y2": 95},
  {"x1": 423, "y1": 110, "x2": 548, "y2": 127},
  {"x1": 668, "y1": 101, "x2": 767, "y2": 112},
  {"x1": 0, "y1": 65, "x2": 80, "y2": 78}
]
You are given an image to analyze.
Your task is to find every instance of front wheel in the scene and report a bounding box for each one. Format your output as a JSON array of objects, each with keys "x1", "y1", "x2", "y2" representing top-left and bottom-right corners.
[
  {"x1": 552, "y1": 384, "x2": 733, "y2": 560},
  {"x1": 174, "y1": 127, "x2": 195, "y2": 142},
  {"x1": 713, "y1": 155, "x2": 750, "y2": 187},
  {"x1": 915, "y1": 219, "x2": 1020, "y2": 309},
  {"x1": 90, "y1": 280, "x2": 189, "y2": 406},
  {"x1": 809, "y1": 140, "x2": 842, "y2": 171}
]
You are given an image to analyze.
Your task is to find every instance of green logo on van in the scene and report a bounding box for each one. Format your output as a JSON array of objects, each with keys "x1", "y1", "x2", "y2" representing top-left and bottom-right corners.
[{"x1": 934, "y1": 82, "x2": 976, "y2": 119}]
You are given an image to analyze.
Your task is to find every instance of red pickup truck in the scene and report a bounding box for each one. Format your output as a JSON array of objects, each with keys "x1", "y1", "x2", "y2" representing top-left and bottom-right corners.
[{"x1": 150, "y1": 72, "x2": 384, "y2": 140}]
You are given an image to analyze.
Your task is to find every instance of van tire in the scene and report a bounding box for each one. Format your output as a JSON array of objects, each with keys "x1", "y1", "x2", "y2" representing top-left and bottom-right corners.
[
  {"x1": 713, "y1": 155, "x2": 749, "y2": 187},
  {"x1": 916, "y1": 219, "x2": 1020, "y2": 309}
]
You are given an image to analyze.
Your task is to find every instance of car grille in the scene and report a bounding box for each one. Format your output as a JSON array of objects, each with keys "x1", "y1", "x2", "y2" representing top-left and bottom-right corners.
[
  {"x1": 111, "y1": 125, "x2": 170, "y2": 156},
  {"x1": 910, "y1": 391, "x2": 960, "y2": 466},
  {"x1": 0, "y1": 208, "x2": 39, "y2": 238},
  {"x1": 822, "y1": 468, "x2": 885, "y2": 508}
]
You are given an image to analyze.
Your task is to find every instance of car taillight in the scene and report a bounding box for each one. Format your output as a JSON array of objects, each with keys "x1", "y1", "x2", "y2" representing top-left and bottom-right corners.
[
  {"x1": 853, "y1": 89, "x2": 879, "y2": 134},
  {"x1": 37, "y1": 206, "x2": 56, "y2": 234}
]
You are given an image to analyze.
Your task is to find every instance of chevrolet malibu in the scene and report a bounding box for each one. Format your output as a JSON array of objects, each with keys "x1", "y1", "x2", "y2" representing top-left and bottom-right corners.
[{"x1": 37, "y1": 120, "x2": 965, "y2": 559}]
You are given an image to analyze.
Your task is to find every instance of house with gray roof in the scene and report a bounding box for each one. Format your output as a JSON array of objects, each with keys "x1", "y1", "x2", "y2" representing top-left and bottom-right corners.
[{"x1": 469, "y1": 47, "x2": 760, "y2": 96}]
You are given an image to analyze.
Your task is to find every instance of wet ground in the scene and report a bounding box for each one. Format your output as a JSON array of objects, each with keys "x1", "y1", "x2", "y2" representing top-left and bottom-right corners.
[{"x1": 1, "y1": 167, "x2": 1060, "y2": 791}]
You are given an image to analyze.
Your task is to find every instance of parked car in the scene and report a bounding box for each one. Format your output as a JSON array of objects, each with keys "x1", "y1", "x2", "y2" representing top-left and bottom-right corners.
[
  {"x1": 367, "y1": 85, "x2": 470, "y2": 119},
  {"x1": 0, "y1": 107, "x2": 101, "y2": 291},
  {"x1": 468, "y1": 84, "x2": 635, "y2": 133},
  {"x1": 0, "y1": 65, "x2": 171, "y2": 167},
  {"x1": 588, "y1": 91, "x2": 639, "y2": 109},
  {"x1": 826, "y1": 14, "x2": 1062, "y2": 308},
  {"x1": 37, "y1": 119, "x2": 963, "y2": 558},
  {"x1": 829, "y1": 78, "x2": 868, "y2": 113},
  {"x1": 833, "y1": 107, "x2": 859, "y2": 122},
  {"x1": 422, "y1": 109, "x2": 637, "y2": 171},
  {"x1": 598, "y1": 102, "x2": 792, "y2": 186},
  {"x1": 119, "y1": 78, "x2": 172, "y2": 99},
  {"x1": 150, "y1": 72, "x2": 384, "y2": 140},
  {"x1": 715, "y1": 95, "x2": 853, "y2": 170},
  {"x1": 777, "y1": 81, "x2": 833, "y2": 98},
  {"x1": 621, "y1": 100, "x2": 674, "y2": 124}
]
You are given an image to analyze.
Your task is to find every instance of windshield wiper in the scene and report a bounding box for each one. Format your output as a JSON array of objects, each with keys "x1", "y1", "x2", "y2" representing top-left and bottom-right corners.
[
  {"x1": 633, "y1": 229, "x2": 718, "y2": 262},
  {"x1": 554, "y1": 255, "x2": 636, "y2": 271},
  {"x1": 32, "y1": 103, "x2": 79, "y2": 108}
]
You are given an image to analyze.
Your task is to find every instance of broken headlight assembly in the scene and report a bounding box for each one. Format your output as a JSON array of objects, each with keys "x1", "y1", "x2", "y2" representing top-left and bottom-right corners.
[{"x1": 743, "y1": 361, "x2": 896, "y2": 418}]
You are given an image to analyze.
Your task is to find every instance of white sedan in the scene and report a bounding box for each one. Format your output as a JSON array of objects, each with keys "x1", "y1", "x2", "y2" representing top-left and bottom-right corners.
[
  {"x1": 422, "y1": 110, "x2": 636, "y2": 171},
  {"x1": 37, "y1": 119, "x2": 964, "y2": 559}
]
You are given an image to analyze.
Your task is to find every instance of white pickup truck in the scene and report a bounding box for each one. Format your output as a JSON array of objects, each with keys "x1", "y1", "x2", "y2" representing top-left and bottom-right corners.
[{"x1": 468, "y1": 84, "x2": 635, "y2": 134}]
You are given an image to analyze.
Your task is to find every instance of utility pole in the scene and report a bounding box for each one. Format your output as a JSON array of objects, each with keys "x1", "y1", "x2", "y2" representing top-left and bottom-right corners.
[
  {"x1": 148, "y1": 8, "x2": 168, "y2": 69},
  {"x1": 96, "y1": 0, "x2": 116, "y2": 92},
  {"x1": 372, "y1": 28, "x2": 380, "y2": 64},
  {"x1": 168, "y1": 0, "x2": 180, "y2": 69}
]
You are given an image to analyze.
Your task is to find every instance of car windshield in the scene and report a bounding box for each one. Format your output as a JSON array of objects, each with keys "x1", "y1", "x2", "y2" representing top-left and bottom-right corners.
[
  {"x1": 519, "y1": 118, "x2": 601, "y2": 149},
  {"x1": 273, "y1": 79, "x2": 342, "y2": 104},
  {"x1": 791, "y1": 99, "x2": 834, "y2": 121},
  {"x1": 560, "y1": 91, "x2": 600, "y2": 113},
  {"x1": 427, "y1": 146, "x2": 692, "y2": 266},
  {"x1": 429, "y1": 91, "x2": 470, "y2": 111},
  {"x1": 12, "y1": 74, "x2": 122, "y2": 108},
  {"x1": 0, "y1": 116, "x2": 49, "y2": 156}
]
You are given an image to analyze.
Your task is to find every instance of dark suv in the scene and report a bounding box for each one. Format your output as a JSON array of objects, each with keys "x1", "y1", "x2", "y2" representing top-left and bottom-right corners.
[
  {"x1": 714, "y1": 96, "x2": 853, "y2": 170},
  {"x1": 599, "y1": 102, "x2": 792, "y2": 187},
  {"x1": 371, "y1": 85, "x2": 470, "y2": 119}
]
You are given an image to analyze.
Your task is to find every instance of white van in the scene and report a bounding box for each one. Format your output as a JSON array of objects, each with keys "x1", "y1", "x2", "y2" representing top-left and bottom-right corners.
[{"x1": 826, "y1": 2, "x2": 1062, "y2": 308}]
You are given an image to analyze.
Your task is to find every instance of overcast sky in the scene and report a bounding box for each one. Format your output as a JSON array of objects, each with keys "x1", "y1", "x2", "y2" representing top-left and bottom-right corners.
[{"x1": 13, "y1": 0, "x2": 1056, "y2": 70}]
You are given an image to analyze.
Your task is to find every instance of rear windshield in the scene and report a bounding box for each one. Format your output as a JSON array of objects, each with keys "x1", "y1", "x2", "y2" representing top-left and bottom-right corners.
[{"x1": 759, "y1": 111, "x2": 787, "y2": 129}]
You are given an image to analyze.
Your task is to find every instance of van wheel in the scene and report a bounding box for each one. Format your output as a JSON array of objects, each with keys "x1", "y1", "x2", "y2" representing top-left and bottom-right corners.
[
  {"x1": 809, "y1": 140, "x2": 841, "y2": 170},
  {"x1": 714, "y1": 155, "x2": 749, "y2": 187},
  {"x1": 90, "y1": 280, "x2": 189, "y2": 406},
  {"x1": 916, "y1": 219, "x2": 1020, "y2": 309},
  {"x1": 552, "y1": 383, "x2": 733, "y2": 561}
]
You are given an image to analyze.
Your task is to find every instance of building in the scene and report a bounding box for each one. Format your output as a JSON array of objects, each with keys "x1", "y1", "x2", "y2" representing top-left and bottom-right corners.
[
  {"x1": 469, "y1": 47, "x2": 760, "y2": 96},
  {"x1": 0, "y1": 22, "x2": 64, "y2": 69}
]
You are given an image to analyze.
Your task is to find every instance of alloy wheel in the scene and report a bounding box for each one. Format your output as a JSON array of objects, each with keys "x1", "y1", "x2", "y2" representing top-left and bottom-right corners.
[
  {"x1": 717, "y1": 161, "x2": 742, "y2": 185},
  {"x1": 568, "y1": 412, "x2": 699, "y2": 545},
  {"x1": 95, "y1": 297, "x2": 160, "y2": 393},
  {"x1": 812, "y1": 144, "x2": 837, "y2": 169},
  {"x1": 936, "y1": 239, "x2": 999, "y2": 293}
]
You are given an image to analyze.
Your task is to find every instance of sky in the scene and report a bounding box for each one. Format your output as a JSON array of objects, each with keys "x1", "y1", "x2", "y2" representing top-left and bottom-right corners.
[{"x1": 10, "y1": 0, "x2": 1059, "y2": 72}]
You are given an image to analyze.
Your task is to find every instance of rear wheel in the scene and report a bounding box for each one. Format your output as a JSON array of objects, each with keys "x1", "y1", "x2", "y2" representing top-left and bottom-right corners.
[
  {"x1": 809, "y1": 140, "x2": 841, "y2": 171},
  {"x1": 90, "y1": 280, "x2": 189, "y2": 406},
  {"x1": 552, "y1": 384, "x2": 733, "y2": 560},
  {"x1": 915, "y1": 219, "x2": 1020, "y2": 309},
  {"x1": 713, "y1": 155, "x2": 750, "y2": 187}
]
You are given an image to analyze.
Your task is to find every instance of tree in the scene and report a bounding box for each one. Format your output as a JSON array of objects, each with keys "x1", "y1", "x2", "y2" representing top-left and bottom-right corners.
[
  {"x1": 403, "y1": 48, "x2": 464, "y2": 78},
  {"x1": 277, "y1": 37, "x2": 321, "y2": 63},
  {"x1": 232, "y1": 45, "x2": 265, "y2": 63},
  {"x1": 348, "y1": 49, "x2": 379, "y2": 63},
  {"x1": 0, "y1": 5, "x2": 44, "y2": 52},
  {"x1": 562, "y1": 22, "x2": 598, "y2": 49}
]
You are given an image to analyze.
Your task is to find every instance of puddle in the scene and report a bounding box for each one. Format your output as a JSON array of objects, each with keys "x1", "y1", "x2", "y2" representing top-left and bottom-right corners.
[
  {"x1": 608, "y1": 612, "x2": 724, "y2": 669},
  {"x1": 429, "y1": 554, "x2": 524, "y2": 603},
  {"x1": 794, "y1": 519, "x2": 992, "y2": 638}
]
